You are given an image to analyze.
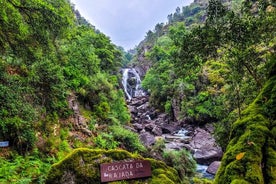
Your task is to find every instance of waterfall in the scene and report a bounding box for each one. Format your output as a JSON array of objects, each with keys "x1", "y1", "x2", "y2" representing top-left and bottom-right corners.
[
  {"x1": 122, "y1": 69, "x2": 132, "y2": 100},
  {"x1": 122, "y1": 68, "x2": 145, "y2": 100}
]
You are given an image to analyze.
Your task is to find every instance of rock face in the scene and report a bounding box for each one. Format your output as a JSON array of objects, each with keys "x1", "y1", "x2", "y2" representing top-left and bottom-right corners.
[
  {"x1": 68, "y1": 93, "x2": 92, "y2": 136},
  {"x1": 46, "y1": 148, "x2": 181, "y2": 184}
]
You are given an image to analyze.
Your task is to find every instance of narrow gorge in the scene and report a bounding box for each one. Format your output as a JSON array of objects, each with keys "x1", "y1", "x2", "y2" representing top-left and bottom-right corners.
[{"x1": 121, "y1": 67, "x2": 223, "y2": 178}]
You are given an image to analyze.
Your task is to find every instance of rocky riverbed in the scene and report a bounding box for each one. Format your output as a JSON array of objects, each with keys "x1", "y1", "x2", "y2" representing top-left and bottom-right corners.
[
  {"x1": 125, "y1": 95, "x2": 222, "y2": 177},
  {"x1": 121, "y1": 68, "x2": 222, "y2": 177}
]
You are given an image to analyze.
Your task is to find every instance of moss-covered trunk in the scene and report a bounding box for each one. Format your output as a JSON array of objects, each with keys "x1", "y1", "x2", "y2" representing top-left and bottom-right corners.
[{"x1": 214, "y1": 63, "x2": 276, "y2": 184}]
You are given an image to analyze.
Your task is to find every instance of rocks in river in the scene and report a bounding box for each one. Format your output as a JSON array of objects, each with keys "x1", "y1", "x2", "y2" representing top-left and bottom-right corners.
[
  {"x1": 127, "y1": 95, "x2": 223, "y2": 176},
  {"x1": 160, "y1": 123, "x2": 180, "y2": 134},
  {"x1": 188, "y1": 128, "x2": 223, "y2": 165},
  {"x1": 139, "y1": 132, "x2": 155, "y2": 146},
  {"x1": 206, "y1": 161, "x2": 221, "y2": 175}
]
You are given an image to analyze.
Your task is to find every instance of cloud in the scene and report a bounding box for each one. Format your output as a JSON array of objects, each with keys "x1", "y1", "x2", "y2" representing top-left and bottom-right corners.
[{"x1": 71, "y1": 0, "x2": 194, "y2": 49}]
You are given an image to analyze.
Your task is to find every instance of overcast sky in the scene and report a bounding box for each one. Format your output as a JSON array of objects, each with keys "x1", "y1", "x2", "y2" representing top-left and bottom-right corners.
[{"x1": 70, "y1": 0, "x2": 194, "y2": 50}]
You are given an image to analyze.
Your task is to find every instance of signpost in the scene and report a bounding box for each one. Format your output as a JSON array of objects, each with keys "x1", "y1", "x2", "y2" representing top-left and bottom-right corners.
[
  {"x1": 100, "y1": 160, "x2": 151, "y2": 182},
  {"x1": 0, "y1": 141, "x2": 9, "y2": 148}
]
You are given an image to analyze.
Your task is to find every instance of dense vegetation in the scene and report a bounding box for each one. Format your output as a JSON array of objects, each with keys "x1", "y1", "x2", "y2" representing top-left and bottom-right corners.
[
  {"x1": 131, "y1": 0, "x2": 275, "y2": 183},
  {"x1": 135, "y1": 0, "x2": 275, "y2": 150},
  {"x1": 0, "y1": 0, "x2": 140, "y2": 183},
  {"x1": 0, "y1": 0, "x2": 275, "y2": 183}
]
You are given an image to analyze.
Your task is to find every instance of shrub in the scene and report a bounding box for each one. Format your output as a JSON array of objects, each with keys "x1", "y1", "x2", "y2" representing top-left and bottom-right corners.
[
  {"x1": 110, "y1": 125, "x2": 146, "y2": 153},
  {"x1": 94, "y1": 133, "x2": 118, "y2": 150},
  {"x1": 163, "y1": 149, "x2": 196, "y2": 179}
]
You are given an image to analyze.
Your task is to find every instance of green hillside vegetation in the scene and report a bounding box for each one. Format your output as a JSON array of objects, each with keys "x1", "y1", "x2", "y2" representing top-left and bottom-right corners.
[
  {"x1": 137, "y1": 0, "x2": 275, "y2": 150},
  {"x1": 0, "y1": 0, "x2": 275, "y2": 183},
  {"x1": 131, "y1": 0, "x2": 275, "y2": 183},
  {"x1": 0, "y1": 0, "x2": 139, "y2": 183}
]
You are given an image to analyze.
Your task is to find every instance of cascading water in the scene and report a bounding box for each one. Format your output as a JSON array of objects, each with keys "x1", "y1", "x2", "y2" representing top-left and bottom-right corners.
[
  {"x1": 122, "y1": 69, "x2": 132, "y2": 100},
  {"x1": 122, "y1": 68, "x2": 145, "y2": 100}
]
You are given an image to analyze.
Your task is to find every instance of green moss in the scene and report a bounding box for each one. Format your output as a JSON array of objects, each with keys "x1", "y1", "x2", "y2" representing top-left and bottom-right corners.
[
  {"x1": 46, "y1": 148, "x2": 181, "y2": 184},
  {"x1": 214, "y1": 76, "x2": 276, "y2": 184},
  {"x1": 231, "y1": 179, "x2": 250, "y2": 184},
  {"x1": 192, "y1": 177, "x2": 213, "y2": 184}
]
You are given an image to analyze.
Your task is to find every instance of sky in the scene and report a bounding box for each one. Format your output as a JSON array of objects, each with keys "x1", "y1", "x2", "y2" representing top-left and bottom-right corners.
[{"x1": 70, "y1": 0, "x2": 194, "y2": 50}]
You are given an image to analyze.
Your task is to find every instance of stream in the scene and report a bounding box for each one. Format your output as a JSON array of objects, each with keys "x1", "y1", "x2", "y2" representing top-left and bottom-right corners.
[{"x1": 121, "y1": 68, "x2": 216, "y2": 179}]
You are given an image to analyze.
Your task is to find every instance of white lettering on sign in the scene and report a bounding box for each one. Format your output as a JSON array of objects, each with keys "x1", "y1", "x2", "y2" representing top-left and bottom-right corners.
[
  {"x1": 0, "y1": 141, "x2": 9, "y2": 147},
  {"x1": 100, "y1": 160, "x2": 151, "y2": 182}
]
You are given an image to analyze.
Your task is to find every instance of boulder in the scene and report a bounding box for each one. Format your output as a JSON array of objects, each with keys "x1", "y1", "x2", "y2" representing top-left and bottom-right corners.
[
  {"x1": 207, "y1": 161, "x2": 221, "y2": 175},
  {"x1": 152, "y1": 126, "x2": 163, "y2": 136},
  {"x1": 139, "y1": 132, "x2": 155, "y2": 146},
  {"x1": 132, "y1": 123, "x2": 143, "y2": 131},
  {"x1": 128, "y1": 106, "x2": 138, "y2": 115},
  {"x1": 189, "y1": 128, "x2": 223, "y2": 165},
  {"x1": 160, "y1": 123, "x2": 180, "y2": 134},
  {"x1": 46, "y1": 148, "x2": 181, "y2": 184},
  {"x1": 193, "y1": 148, "x2": 223, "y2": 165}
]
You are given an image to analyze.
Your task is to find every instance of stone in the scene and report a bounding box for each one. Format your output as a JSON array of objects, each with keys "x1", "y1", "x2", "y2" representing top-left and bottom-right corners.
[
  {"x1": 193, "y1": 147, "x2": 223, "y2": 165},
  {"x1": 165, "y1": 142, "x2": 186, "y2": 151},
  {"x1": 152, "y1": 126, "x2": 162, "y2": 136},
  {"x1": 128, "y1": 106, "x2": 138, "y2": 115},
  {"x1": 207, "y1": 161, "x2": 221, "y2": 175},
  {"x1": 139, "y1": 132, "x2": 155, "y2": 146},
  {"x1": 132, "y1": 123, "x2": 143, "y2": 131},
  {"x1": 160, "y1": 123, "x2": 180, "y2": 134},
  {"x1": 144, "y1": 123, "x2": 154, "y2": 132},
  {"x1": 189, "y1": 128, "x2": 223, "y2": 165}
]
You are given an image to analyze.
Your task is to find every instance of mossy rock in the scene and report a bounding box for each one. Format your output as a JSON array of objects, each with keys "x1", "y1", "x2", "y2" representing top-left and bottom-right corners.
[
  {"x1": 46, "y1": 148, "x2": 181, "y2": 184},
  {"x1": 214, "y1": 75, "x2": 276, "y2": 184}
]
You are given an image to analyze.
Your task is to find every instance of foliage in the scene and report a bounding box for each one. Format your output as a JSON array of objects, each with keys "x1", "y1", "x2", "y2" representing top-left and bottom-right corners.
[
  {"x1": 163, "y1": 149, "x2": 197, "y2": 179},
  {"x1": 214, "y1": 67, "x2": 276, "y2": 183},
  {"x1": 137, "y1": 0, "x2": 275, "y2": 152},
  {"x1": 0, "y1": 0, "x2": 132, "y2": 182},
  {"x1": 0, "y1": 154, "x2": 54, "y2": 184},
  {"x1": 110, "y1": 125, "x2": 146, "y2": 153}
]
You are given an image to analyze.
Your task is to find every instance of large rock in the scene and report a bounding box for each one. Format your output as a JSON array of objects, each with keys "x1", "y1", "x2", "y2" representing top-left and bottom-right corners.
[
  {"x1": 160, "y1": 123, "x2": 180, "y2": 134},
  {"x1": 46, "y1": 148, "x2": 181, "y2": 184},
  {"x1": 189, "y1": 128, "x2": 223, "y2": 165},
  {"x1": 207, "y1": 161, "x2": 221, "y2": 175},
  {"x1": 139, "y1": 132, "x2": 155, "y2": 146},
  {"x1": 152, "y1": 126, "x2": 162, "y2": 136}
]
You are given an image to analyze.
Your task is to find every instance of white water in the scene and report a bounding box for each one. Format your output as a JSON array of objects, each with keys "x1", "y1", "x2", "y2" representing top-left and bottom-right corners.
[
  {"x1": 196, "y1": 164, "x2": 214, "y2": 179},
  {"x1": 174, "y1": 128, "x2": 189, "y2": 138},
  {"x1": 122, "y1": 68, "x2": 145, "y2": 100},
  {"x1": 122, "y1": 69, "x2": 132, "y2": 100}
]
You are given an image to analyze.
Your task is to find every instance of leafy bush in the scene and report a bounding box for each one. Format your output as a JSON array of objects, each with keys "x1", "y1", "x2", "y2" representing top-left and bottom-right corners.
[
  {"x1": 94, "y1": 133, "x2": 118, "y2": 150},
  {"x1": 0, "y1": 155, "x2": 54, "y2": 184},
  {"x1": 0, "y1": 117, "x2": 36, "y2": 153},
  {"x1": 110, "y1": 125, "x2": 146, "y2": 153},
  {"x1": 163, "y1": 149, "x2": 196, "y2": 179}
]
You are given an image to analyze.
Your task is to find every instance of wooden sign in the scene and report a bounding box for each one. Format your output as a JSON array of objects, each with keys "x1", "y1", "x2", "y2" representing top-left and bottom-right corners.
[
  {"x1": 0, "y1": 141, "x2": 9, "y2": 147},
  {"x1": 100, "y1": 160, "x2": 151, "y2": 182}
]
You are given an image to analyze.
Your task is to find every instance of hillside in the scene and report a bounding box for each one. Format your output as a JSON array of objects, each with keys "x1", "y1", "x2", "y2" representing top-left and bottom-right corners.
[
  {"x1": 130, "y1": 0, "x2": 276, "y2": 183},
  {"x1": 0, "y1": 0, "x2": 137, "y2": 182},
  {"x1": 0, "y1": 0, "x2": 275, "y2": 183}
]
